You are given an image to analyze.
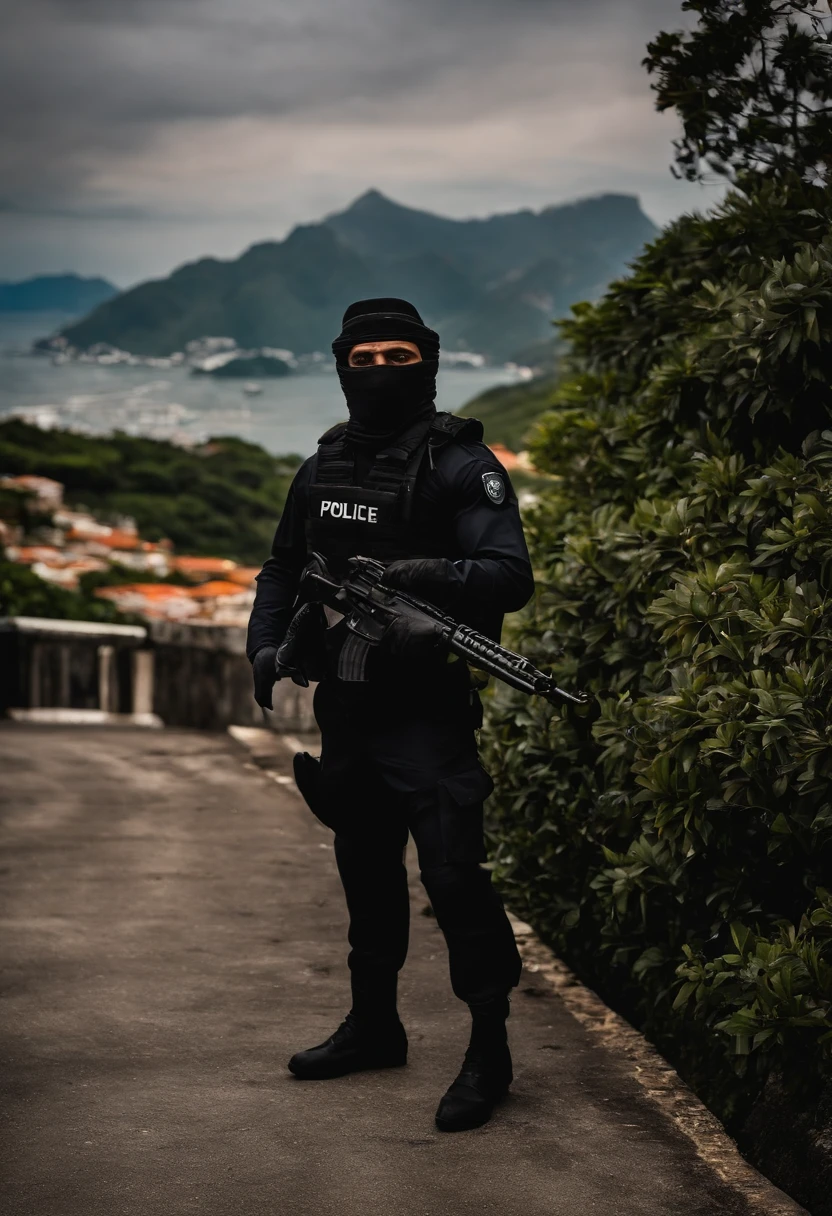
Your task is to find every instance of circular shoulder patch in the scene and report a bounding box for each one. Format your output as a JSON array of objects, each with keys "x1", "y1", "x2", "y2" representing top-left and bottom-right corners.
[{"x1": 481, "y1": 470, "x2": 506, "y2": 505}]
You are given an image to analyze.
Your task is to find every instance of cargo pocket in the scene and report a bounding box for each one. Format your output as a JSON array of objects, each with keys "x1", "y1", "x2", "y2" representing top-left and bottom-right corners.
[{"x1": 436, "y1": 765, "x2": 494, "y2": 865}]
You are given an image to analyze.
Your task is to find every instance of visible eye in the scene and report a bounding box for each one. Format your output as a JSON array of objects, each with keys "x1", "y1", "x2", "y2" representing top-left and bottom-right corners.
[
  {"x1": 350, "y1": 352, "x2": 373, "y2": 365},
  {"x1": 385, "y1": 349, "x2": 417, "y2": 363}
]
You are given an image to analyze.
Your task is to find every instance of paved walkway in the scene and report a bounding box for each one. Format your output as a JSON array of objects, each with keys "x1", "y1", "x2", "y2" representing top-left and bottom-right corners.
[{"x1": 0, "y1": 725, "x2": 798, "y2": 1215}]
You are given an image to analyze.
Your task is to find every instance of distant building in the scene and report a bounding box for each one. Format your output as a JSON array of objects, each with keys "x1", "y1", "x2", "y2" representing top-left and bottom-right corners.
[
  {"x1": 4, "y1": 469, "x2": 254, "y2": 623},
  {"x1": 6, "y1": 543, "x2": 108, "y2": 589},
  {"x1": 486, "y1": 443, "x2": 540, "y2": 475},
  {"x1": 70, "y1": 528, "x2": 142, "y2": 558},
  {"x1": 1, "y1": 475, "x2": 64, "y2": 510},
  {"x1": 96, "y1": 578, "x2": 252, "y2": 625},
  {"x1": 6, "y1": 544, "x2": 66, "y2": 566},
  {"x1": 226, "y1": 566, "x2": 260, "y2": 588},
  {"x1": 173, "y1": 555, "x2": 238, "y2": 581},
  {"x1": 487, "y1": 443, "x2": 522, "y2": 471},
  {"x1": 442, "y1": 351, "x2": 486, "y2": 369},
  {"x1": 107, "y1": 547, "x2": 171, "y2": 577},
  {"x1": 54, "y1": 509, "x2": 113, "y2": 537},
  {"x1": 185, "y1": 336, "x2": 237, "y2": 355},
  {"x1": 503, "y1": 363, "x2": 534, "y2": 381},
  {"x1": 57, "y1": 510, "x2": 139, "y2": 537},
  {"x1": 31, "y1": 557, "x2": 107, "y2": 590},
  {"x1": 96, "y1": 583, "x2": 199, "y2": 621},
  {"x1": 187, "y1": 580, "x2": 255, "y2": 627}
]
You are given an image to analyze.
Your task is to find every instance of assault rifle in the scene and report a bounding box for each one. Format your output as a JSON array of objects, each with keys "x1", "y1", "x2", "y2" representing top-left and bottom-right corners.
[{"x1": 277, "y1": 552, "x2": 588, "y2": 706}]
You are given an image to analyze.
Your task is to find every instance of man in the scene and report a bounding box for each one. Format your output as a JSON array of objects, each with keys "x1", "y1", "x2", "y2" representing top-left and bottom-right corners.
[{"x1": 247, "y1": 298, "x2": 534, "y2": 1132}]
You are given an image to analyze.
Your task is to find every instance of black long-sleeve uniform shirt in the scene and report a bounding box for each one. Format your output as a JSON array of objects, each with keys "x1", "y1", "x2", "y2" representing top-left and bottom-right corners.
[{"x1": 246, "y1": 431, "x2": 535, "y2": 663}]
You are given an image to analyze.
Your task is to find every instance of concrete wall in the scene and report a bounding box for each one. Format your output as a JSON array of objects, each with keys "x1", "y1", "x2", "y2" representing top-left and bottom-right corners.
[
  {"x1": 0, "y1": 617, "x2": 316, "y2": 733},
  {"x1": 148, "y1": 621, "x2": 316, "y2": 732},
  {"x1": 0, "y1": 617, "x2": 147, "y2": 716}
]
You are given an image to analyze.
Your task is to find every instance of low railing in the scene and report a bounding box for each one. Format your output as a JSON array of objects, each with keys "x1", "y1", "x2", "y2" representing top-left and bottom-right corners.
[{"x1": 0, "y1": 617, "x2": 315, "y2": 732}]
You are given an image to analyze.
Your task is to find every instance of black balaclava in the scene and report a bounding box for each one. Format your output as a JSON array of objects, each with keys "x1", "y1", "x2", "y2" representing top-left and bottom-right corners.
[{"x1": 331, "y1": 297, "x2": 440, "y2": 448}]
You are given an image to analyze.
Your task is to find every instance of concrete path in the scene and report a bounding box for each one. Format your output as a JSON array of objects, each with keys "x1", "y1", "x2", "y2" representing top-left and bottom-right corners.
[{"x1": 0, "y1": 725, "x2": 798, "y2": 1216}]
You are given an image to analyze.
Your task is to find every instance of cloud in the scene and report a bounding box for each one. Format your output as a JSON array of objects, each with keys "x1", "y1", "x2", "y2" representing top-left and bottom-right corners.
[
  {"x1": 0, "y1": 0, "x2": 714, "y2": 280},
  {"x1": 3, "y1": 1, "x2": 685, "y2": 198}
]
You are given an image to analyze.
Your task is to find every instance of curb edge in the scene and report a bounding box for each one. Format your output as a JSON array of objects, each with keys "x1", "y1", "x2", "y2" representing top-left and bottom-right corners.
[{"x1": 509, "y1": 913, "x2": 808, "y2": 1216}]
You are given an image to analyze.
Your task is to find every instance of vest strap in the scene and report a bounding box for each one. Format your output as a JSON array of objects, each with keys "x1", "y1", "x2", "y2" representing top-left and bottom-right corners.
[
  {"x1": 429, "y1": 412, "x2": 484, "y2": 445},
  {"x1": 314, "y1": 414, "x2": 434, "y2": 497},
  {"x1": 306, "y1": 411, "x2": 483, "y2": 561}
]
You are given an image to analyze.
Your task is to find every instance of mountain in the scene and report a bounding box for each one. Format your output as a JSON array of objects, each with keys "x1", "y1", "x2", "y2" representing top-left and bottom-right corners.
[
  {"x1": 53, "y1": 192, "x2": 657, "y2": 362},
  {"x1": 0, "y1": 273, "x2": 118, "y2": 313}
]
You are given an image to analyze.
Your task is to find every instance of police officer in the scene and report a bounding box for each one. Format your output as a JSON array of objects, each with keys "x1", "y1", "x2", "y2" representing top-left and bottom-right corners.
[{"x1": 247, "y1": 298, "x2": 534, "y2": 1132}]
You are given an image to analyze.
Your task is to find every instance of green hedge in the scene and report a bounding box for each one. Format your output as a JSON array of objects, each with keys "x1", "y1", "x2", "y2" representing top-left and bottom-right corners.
[{"x1": 484, "y1": 177, "x2": 832, "y2": 1121}]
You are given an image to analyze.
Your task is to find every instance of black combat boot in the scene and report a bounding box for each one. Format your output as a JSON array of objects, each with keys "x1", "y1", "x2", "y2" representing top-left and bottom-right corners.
[
  {"x1": 435, "y1": 995, "x2": 513, "y2": 1132},
  {"x1": 287, "y1": 974, "x2": 407, "y2": 1080}
]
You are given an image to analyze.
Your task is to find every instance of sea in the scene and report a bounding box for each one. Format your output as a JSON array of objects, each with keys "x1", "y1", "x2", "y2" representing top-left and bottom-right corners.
[{"x1": 0, "y1": 313, "x2": 523, "y2": 458}]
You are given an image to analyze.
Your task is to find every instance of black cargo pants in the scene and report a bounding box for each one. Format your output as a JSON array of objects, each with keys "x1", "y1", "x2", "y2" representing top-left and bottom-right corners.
[{"x1": 310, "y1": 662, "x2": 522, "y2": 1006}]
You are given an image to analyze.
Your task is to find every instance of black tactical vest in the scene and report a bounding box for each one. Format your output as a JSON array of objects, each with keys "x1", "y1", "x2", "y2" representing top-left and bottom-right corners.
[{"x1": 305, "y1": 411, "x2": 483, "y2": 565}]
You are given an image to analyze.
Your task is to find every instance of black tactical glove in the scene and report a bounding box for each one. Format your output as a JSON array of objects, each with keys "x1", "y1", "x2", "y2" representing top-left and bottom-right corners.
[
  {"x1": 382, "y1": 609, "x2": 446, "y2": 661},
  {"x1": 252, "y1": 645, "x2": 279, "y2": 709},
  {"x1": 276, "y1": 659, "x2": 310, "y2": 688},
  {"x1": 275, "y1": 601, "x2": 325, "y2": 687},
  {"x1": 382, "y1": 557, "x2": 462, "y2": 608}
]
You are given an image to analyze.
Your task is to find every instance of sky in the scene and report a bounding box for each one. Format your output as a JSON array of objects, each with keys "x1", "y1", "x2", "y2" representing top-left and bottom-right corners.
[{"x1": 1, "y1": 0, "x2": 726, "y2": 286}]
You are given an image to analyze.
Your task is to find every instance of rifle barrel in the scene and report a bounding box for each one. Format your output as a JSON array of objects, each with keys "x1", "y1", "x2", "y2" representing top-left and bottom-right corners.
[{"x1": 448, "y1": 627, "x2": 587, "y2": 705}]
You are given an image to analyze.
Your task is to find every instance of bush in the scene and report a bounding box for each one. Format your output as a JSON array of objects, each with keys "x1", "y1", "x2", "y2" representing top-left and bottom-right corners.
[{"x1": 484, "y1": 177, "x2": 832, "y2": 1121}]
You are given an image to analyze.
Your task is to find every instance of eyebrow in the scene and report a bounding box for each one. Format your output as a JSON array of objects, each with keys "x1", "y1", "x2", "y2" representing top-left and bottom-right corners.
[{"x1": 352, "y1": 345, "x2": 414, "y2": 355}]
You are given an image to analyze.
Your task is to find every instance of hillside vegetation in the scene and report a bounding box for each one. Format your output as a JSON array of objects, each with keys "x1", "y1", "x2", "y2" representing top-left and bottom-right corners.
[
  {"x1": 0, "y1": 559, "x2": 129, "y2": 623},
  {"x1": 460, "y1": 376, "x2": 556, "y2": 453},
  {"x1": 0, "y1": 420, "x2": 300, "y2": 565},
  {"x1": 54, "y1": 191, "x2": 656, "y2": 363}
]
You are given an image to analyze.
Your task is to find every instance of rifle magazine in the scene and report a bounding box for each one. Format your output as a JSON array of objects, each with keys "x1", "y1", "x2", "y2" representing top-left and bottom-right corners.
[{"x1": 337, "y1": 630, "x2": 372, "y2": 682}]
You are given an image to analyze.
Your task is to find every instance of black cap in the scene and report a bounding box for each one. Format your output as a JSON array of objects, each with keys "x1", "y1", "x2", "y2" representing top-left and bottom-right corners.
[
  {"x1": 341, "y1": 297, "x2": 425, "y2": 327},
  {"x1": 332, "y1": 297, "x2": 440, "y2": 363}
]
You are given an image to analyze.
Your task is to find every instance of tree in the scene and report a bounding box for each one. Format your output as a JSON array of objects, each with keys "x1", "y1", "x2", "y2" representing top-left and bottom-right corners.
[{"x1": 645, "y1": 0, "x2": 832, "y2": 187}]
